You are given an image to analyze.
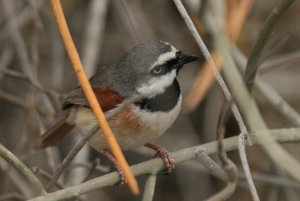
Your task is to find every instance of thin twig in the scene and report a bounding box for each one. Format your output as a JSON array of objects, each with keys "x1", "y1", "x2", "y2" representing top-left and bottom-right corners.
[
  {"x1": 142, "y1": 173, "x2": 158, "y2": 201},
  {"x1": 0, "y1": 143, "x2": 46, "y2": 195},
  {"x1": 47, "y1": 126, "x2": 99, "y2": 191},
  {"x1": 244, "y1": 0, "x2": 296, "y2": 92},
  {"x1": 217, "y1": 100, "x2": 235, "y2": 171},
  {"x1": 66, "y1": 162, "x2": 109, "y2": 174},
  {"x1": 0, "y1": 89, "x2": 29, "y2": 109},
  {"x1": 0, "y1": 0, "x2": 45, "y2": 40},
  {"x1": 28, "y1": 128, "x2": 300, "y2": 201},
  {"x1": 81, "y1": 158, "x2": 101, "y2": 183},
  {"x1": 32, "y1": 167, "x2": 66, "y2": 189},
  {"x1": 33, "y1": 167, "x2": 85, "y2": 201},
  {"x1": 1, "y1": 0, "x2": 58, "y2": 117},
  {"x1": 0, "y1": 68, "x2": 27, "y2": 79},
  {"x1": 206, "y1": 182, "x2": 236, "y2": 201},
  {"x1": 238, "y1": 172, "x2": 300, "y2": 189},
  {"x1": 0, "y1": 46, "x2": 13, "y2": 80},
  {"x1": 238, "y1": 134, "x2": 260, "y2": 201},
  {"x1": 50, "y1": 0, "x2": 138, "y2": 194},
  {"x1": 260, "y1": 50, "x2": 300, "y2": 73},
  {"x1": 112, "y1": 0, "x2": 154, "y2": 43},
  {"x1": 215, "y1": 100, "x2": 239, "y2": 200},
  {"x1": 0, "y1": 193, "x2": 24, "y2": 201},
  {"x1": 0, "y1": 158, "x2": 35, "y2": 199},
  {"x1": 1, "y1": 0, "x2": 37, "y2": 84},
  {"x1": 194, "y1": 148, "x2": 228, "y2": 182}
]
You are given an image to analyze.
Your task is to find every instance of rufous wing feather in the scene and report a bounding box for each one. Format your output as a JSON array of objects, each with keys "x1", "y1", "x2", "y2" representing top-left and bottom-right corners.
[
  {"x1": 34, "y1": 87, "x2": 124, "y2": 149},
  {"x1": 33, "y1": 116, "x2": 75, "y2": 149},
  {"x1": 92, "y1": 88, "x2": 124, "y2": 112}
]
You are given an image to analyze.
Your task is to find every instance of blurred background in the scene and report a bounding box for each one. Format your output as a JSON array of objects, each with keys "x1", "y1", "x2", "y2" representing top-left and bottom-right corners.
[{"x1": 1, "y1": 0, "x2": 300, "y2": 200}]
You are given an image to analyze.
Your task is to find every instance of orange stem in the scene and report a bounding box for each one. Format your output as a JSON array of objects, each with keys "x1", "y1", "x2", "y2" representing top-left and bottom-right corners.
[{"x1": 50, "y1": 0, "x2": 139, "y2": 195}]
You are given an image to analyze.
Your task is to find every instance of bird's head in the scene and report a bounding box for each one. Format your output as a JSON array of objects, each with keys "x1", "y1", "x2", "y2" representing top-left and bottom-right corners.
[{"x1": 112, "y1": 41, "x2": 199, "y2": 98}]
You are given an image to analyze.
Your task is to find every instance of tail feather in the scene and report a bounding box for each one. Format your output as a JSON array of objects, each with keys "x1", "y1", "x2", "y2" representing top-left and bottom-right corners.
[{"x1": 33, "y1": 117, "x2": 75, "y2": 149}]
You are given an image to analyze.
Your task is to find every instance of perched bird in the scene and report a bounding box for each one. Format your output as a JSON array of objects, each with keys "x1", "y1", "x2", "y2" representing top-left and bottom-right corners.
[{"x1": 34, "y1": 41, "x2": 198, "y2": 175}]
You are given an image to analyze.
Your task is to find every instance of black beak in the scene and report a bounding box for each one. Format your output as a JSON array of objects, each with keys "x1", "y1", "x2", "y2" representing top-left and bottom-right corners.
[{"x1": 175, "y1": 52, "x2": 199, "y2": 70}]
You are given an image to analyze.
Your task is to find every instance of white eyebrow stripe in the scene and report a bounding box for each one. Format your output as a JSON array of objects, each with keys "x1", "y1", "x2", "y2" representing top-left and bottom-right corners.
[
  {"x1": 150, "y1": 45, "x2": 178, "y2": 70},
  {"x1": 137, "y1": 69, "x2": 177, "y2": 97}
]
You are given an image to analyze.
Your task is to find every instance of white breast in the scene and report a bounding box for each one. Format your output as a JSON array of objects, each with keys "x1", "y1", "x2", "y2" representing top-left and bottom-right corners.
[
  {"x1": 130, "y1": 95, "x2": 182, "y2": 146},
  {"x1": 74, "y1": 95, "x2": 182, "y2": 151}
]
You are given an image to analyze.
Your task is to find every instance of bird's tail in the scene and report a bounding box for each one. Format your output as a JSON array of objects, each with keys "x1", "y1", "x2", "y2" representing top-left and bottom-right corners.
[{"x1": 33, "y1": 115, "x2": 75, "y2": 149}]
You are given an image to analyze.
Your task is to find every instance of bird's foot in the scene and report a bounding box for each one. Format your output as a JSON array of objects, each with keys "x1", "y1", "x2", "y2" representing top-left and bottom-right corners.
[
  {"x1": 100, "y1": 149, "x2": 127, "y2": 186},
  {"x1": 145, "y1": 143, "x2": 175, "y2": 174},
  {"x1": 115, "y1": 166, "x2": 127, "y2": 186}
]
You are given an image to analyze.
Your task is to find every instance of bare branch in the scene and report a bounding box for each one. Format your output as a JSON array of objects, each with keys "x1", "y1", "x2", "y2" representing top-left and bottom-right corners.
[
  {"x1": 29, "y1": 128, "x2": 300, "y2": 201},
  {"x1": 142, "y1": 173, "x2": 158, "y2": 201},
  {"x1": 194, "y1": 149, "x2": 228, "y2": 182},
  {"x1": 260, "y1": 50, "x2": 300, "y2": 73},
  {"x1": 238, "y1": 134, "x2": 260, "y2": 201},
  {"x1": 0, "y1": 89, "x2": 29, "y2": 109},
  {"x1": 239, "y1": 172, "x2": 300, "y2": 189},
  {"x1": 0, "y1": 143, "x2": 46, "y2": 195},
  {"x1": 206, "y1": 182, "x2": 236, "y2": 201}
]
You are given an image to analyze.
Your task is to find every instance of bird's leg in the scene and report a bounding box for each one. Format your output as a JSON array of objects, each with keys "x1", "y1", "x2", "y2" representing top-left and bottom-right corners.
[
  {"x1": 144, "y1": 143, "x2": 175, "y2": 174},
  {"x1": 100, "y1": 149, "x2": 127, "y2": 186}
]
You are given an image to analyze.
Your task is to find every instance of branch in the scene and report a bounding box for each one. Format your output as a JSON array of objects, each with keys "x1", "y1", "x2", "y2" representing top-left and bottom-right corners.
[
  {"x1": 238, "y1": 134, "x2": 260, "y2": 201},
  {"x1": 28, "y1": 128, "x2": 300, "y2": 201},
  {"x1": 260, "y1": 50, "x2": 300, "y2": 73},
  {"x1": 244, "y1": 0, "x2": 296, "y2": 92},
  {"x1": 206, "y1": 182, "x2": 236, "y2": 201},
  {"x1": 0, "y1": 89, "x2": 29, "y2": 109},
  {"x1": 142, "y1": 173, "x2": 158, "y2": 201},
  {"x1": 0, "y1": 143, "x2": 46, "y2": 195}
]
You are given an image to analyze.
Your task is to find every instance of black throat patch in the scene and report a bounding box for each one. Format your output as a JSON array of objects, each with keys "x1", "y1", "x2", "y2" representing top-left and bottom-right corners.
[{"x1": 135, "y1": 79, "x2": 181, "y2": 112}]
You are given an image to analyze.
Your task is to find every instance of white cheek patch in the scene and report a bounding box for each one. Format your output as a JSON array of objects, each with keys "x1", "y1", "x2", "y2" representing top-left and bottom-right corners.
[
  {"x1": 137, "y1": 69, "x2": 177, "y2": 97},
  {"x1": 150, "y1": 44, "x2": 178, "y2": 70}
]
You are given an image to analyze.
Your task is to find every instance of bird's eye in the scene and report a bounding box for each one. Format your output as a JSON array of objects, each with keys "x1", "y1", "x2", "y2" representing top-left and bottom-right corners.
[
  {"x1": 151, "y1": 65, "x2": 163, "y2": 75},
  {"x1": 153, "y1": 66, "x2": 162, "y2": 74}
]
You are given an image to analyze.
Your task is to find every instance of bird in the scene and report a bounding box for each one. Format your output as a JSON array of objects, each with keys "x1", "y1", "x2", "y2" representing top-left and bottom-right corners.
[{"x1": 34, "y1": 41, "x2": 198, "y2": 177}]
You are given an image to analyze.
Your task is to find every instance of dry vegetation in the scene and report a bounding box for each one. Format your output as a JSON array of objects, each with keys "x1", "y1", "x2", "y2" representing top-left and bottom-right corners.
[{"x1": 1, "y1": 0, "x2": 300, "y2": 201}]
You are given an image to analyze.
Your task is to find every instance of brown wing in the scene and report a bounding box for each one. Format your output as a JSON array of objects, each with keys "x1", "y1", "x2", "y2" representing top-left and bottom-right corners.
[
  {"x1": 92, "y1": 88, "x2": 124, "y2": 112},
  {"x1": 34, "y1": 88, "x2": 124, "y2": 149}
]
